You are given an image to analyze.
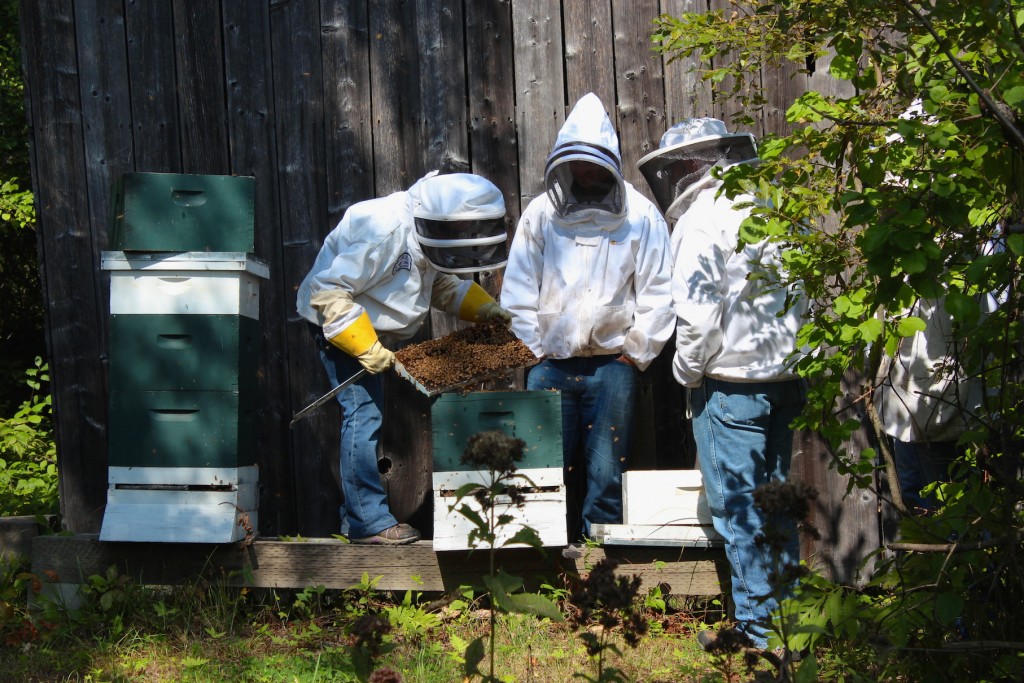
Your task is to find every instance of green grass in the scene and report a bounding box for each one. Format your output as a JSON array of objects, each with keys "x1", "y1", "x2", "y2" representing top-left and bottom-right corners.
[{"x1": 0, "y1": 570, "x2": 759, "y2": 683}]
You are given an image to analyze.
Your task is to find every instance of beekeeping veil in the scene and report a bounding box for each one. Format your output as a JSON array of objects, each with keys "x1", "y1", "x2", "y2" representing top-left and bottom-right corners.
[
  {"x1": 412, "y1": 173, "x2": 508, "y2": 274},
  {"x1": 637, "y1": 117, "x2": 757, "y2": 222},
  {"x1": 544, "y1": 93, "x2": 627, "y2": 218}
]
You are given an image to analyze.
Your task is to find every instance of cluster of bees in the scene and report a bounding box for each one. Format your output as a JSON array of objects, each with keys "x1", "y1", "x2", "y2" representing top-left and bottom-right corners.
[{"x1": 395, "y1": 321, "x2": 537, "y2": 391}]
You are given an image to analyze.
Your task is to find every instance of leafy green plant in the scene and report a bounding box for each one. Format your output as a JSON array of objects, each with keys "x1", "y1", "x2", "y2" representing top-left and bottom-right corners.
[
  {"x1": 567, "y1": 558, "x2": 649, "y2": 683},
  {"x1": 448, "y1": 430, "x2": 564, "y2": 682},
  {"x1": 0, "y1": 358, "x2": 57, "y2": 517},
  {"x1": 654, "y1": 2, "x2": 1024, "y2": 681}
]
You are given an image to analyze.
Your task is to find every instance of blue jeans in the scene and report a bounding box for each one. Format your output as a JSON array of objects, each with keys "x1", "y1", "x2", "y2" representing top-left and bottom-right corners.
[
  {"x1": 690, "y1": 376, "x2": 805, "y2": 648},
  {"x1": 319, "y1": 341, "x2": 398, "y2": 538},
  {"x1": 893, "y1": 439, "x2": 958, "y2": 514},
  {"x1": 527, "y1": 356, "x2": 637, "y2": 539}
]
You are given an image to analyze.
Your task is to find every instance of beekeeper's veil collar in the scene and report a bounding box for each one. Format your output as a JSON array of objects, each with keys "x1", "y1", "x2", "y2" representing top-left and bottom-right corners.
[
  {"x1": 544, "y1": 93, "x2": 626, "y2": 218},
  {"x1": 637, "y1": 117, "x2": 757, "y2": 222},
  {"x1": 410, "y1": 172, "x2": 508, "y2": 274}
]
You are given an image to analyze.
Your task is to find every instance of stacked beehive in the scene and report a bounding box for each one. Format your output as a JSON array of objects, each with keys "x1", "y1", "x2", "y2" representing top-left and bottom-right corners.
[
  {"x1": 99, "y1": 173, "x2": 267, "y2": 543},
  {"x1": 430, "y1": 390, "x2": 567, "y2": 551}
]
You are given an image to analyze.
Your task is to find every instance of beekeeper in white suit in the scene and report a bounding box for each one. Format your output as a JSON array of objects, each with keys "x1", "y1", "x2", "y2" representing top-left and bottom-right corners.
[
  {"x1": 501, "y1": 93, "x2": 674, "y2": 541},
  {"x1": 638, "y1": 118, "x2": 807, "y2": 653},
  {"x1": 297, "y1": 171, "x2": 511, "y2": 544}
]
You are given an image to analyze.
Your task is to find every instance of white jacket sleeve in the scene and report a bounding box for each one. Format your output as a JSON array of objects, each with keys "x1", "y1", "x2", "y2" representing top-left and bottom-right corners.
[
  {"x1": 500, "y1": 210, "x2": 547, "y2": 357},
  {"x1": 622, "y1": 211, "x2": 675, "y2": 370},
  {"x1": 671, "y1": 202, "x2": 729, "y2": 387}
]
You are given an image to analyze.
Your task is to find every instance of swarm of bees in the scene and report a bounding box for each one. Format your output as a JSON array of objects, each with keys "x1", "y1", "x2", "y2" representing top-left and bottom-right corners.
[{"x1": 395, "y1": 321, "x2": 537, "y2": 392}]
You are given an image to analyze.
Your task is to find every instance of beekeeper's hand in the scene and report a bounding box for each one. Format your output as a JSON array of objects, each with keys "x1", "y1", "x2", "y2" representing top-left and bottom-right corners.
[
  {"x1": 458, "y1": 282, "x2": 511, "y2": 325},
  {"x1": 475, "y1": 301, "x2": 512, "y2": 325},
  {"x1": 353, "y1": 340, "x2": 395, "y2": 374}
]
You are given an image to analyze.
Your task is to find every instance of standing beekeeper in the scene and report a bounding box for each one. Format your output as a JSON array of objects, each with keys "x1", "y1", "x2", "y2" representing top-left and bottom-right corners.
[
  {"x1": 501, "y1": 92, "x2": 674, "y2": 541},
  {"x1": 296, "y1": 171, "x2": 512, "y2": 545},
  {"x1": 638, "y1": 118, "x2": 808, "y2": 653}
]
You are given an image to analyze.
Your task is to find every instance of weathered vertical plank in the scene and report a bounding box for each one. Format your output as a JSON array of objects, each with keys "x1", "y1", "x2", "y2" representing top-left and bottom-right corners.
[
  {"x1": 659, "y1": 0, "x2": 714, "y2": 125},
  {"x1": 222, "y1": 0, "x2": 293, "y2": 535},
  {"x1": 706, "y1": 0, "x2": 755, "y2": 131},
  {"x1": 612, "y1": 0, "x2": 666, "y2": 196},
  {"x1": 512, "y1": 0, "x2": 565, "y2": 211},
  {"x1": 124, "y1": 0, "x2": 181, "y2": 172},
  {"x1": 20, "y1": 0, "x2": 107, "y2": 533},
  {"x1": 73, "y1": 1, "x2": 132, "y2": 250},
  {"x1": 172, "y1": 0, "x2": 229, "y2": 173},
  {"x1": 563, "y1": 0, "x2": 616, "y2": 109},
  {"x1": 466, "y1": 0, "x2": 519, "y2": 305},
  {"x1": 369, "y1": 0, "x2": 420, "y2": 193},
  {"x1": 269, "y1": 0, "x2": 333, "y2": 536},
  {"x1": 322, "y1": 0, "x2": 374, "y2": 223},
  {"x1": 417, "y1": 0, "x2": 469, "y2": 174}
]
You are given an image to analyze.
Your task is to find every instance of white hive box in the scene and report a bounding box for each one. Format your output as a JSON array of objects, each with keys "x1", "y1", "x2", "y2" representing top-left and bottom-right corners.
[
  {"x1": 591, "y1": 469, "x2": 723, "y2": 547},
  {"x1": 102, "y1": 251, "x2": 268, "y2": 319},
  {"x1": 432, "y1": 467, "x2": 567, "y2": 551}
]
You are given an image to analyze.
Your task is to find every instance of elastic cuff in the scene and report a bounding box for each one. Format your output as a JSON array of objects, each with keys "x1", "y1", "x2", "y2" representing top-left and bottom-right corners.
[{"x1": 458, "y1": 282, "x2": 497, "y2": 322}]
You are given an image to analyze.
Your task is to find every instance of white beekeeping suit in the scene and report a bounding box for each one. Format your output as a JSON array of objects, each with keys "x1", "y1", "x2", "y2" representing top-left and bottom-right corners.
[
  {"x1": 501, "y1": 93, "x2": 674, "y2": 370},
  {"x1": 637, "y1": 117, "x2": 806, "y2": 388}
]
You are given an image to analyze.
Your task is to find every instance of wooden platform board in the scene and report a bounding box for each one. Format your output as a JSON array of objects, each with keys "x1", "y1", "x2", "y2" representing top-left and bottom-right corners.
[{"x1": 30, "y1": 534, "x2": 726, "y2": 596}]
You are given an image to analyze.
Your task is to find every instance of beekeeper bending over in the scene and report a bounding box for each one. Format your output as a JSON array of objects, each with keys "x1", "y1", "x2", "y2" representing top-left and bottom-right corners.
[
  {"x1": 638, "y1": 118, "x2": 807, "y2": 653},
  {"x1": 296, "y1": 172, "x2": 511, "y2": 545},
  {"x1": 501, "y1": 93, "x2": 674, "y2": 541}
]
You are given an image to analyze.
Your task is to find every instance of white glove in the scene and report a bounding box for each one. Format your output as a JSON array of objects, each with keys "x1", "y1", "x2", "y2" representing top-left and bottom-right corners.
[
  {"x1": 476, "y1": 302, "x2": 512, "y2": 325},
  {"x1": 355, "y1": 341, "x2": 395, "y2": 374}
]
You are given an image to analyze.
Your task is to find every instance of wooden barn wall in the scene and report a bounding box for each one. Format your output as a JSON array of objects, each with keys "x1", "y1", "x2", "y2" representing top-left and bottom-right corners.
[{"x1": 19, "y1": 0, "x2": 873, "y2": 582}]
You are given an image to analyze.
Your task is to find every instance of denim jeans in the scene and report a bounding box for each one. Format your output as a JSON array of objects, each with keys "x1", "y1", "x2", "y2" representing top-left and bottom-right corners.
[
  {"x1": 893, "y1": 439, "x2": 958, "y2": 514},
  {"x1": 527, "y1": 356, "x2": 637, "y2": 539},
  {"x1": 690, "y1": 376, "x2": 805, "y2": 648},
  {"x1": 318, "y1": 340, "x2": 398, "y2": 538}
]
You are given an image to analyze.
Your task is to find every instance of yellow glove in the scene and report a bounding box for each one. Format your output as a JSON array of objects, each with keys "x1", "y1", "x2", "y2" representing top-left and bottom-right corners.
[
  {"x1": 326, "y1": 311, "x2": 395, "y2": 374},
  {"x1": 459, "y1": 282, "x2": 512, "y2": 325}
]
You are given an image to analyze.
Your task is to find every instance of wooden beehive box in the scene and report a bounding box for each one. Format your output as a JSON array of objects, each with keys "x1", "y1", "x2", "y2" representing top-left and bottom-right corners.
[
  {"x1": 430, "y1": 390, "x2": 567, "y2": 551},
  {"x1": 591, "y1": 469, "x2": 723, "y2": 547}
]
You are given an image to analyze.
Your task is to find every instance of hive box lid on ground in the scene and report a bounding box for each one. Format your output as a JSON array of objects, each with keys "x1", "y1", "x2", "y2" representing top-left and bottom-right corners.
[
  {"x1": 110, "y1": 173, "x2": 255, "y2": 252},
  {"x1": 99, "y1": 466, "x2": 257, "y2": 543},
  {"x1": 591, "y1": 469, "x2": 723, "y2": 547},
  {"x1": 622, "y1": 469, "x2": 714, "y2": 526}
]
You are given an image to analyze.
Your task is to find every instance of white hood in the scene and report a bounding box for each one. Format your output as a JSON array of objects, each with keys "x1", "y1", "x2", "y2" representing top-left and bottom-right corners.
[{"x1": 544, "y1": 93, "x2": 627, "y2": 222}]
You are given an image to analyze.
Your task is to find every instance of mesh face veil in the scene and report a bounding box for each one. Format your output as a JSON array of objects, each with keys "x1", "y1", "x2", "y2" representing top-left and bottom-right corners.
[
  {"x1": 544, "y1": 143, "x2": 626, "y2": 217},
  {"x1": 637, "y1": 118, "x2": 758, "y2": 220},
  {"x1": 411, "y1": 173, "x2": 508, "y2": 274}
]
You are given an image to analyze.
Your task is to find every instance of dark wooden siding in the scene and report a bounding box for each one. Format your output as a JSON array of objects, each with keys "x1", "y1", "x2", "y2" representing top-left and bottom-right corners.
[{"x1": 20, "y1": 0, "x2": 872, "y2": 583}]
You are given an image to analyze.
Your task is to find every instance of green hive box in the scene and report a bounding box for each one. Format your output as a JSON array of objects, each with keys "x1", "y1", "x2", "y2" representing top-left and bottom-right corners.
[
  {"x1": 431, "y1": 390, "x2": 563, "y2": 472},
  {"x1": 108, "y1": 314, "x2": 260, "y2": 393},
  {"x1": 111, "y1": 173, "x2": 255, "y2": 252},
  {"x1": 108, "y1": 390, "x2": 257, "y2": 468}
]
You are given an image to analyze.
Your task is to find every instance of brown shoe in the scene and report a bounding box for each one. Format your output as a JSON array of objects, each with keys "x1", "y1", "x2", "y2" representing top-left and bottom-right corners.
[{"x1": 351, "y1": 523, "x2": 420, "y2": 545}]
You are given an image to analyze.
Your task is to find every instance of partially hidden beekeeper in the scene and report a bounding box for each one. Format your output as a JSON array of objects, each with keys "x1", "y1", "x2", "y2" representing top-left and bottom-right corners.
[
  {"x1": 296, "y1": 171, "x2": 512, "y2": 545},
  {"x1": 638, "y1": 118, "x2": 807, "y2": 653},
  {"x1": 500, "y1": 92, "x2": 675, "y2": 541}
]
